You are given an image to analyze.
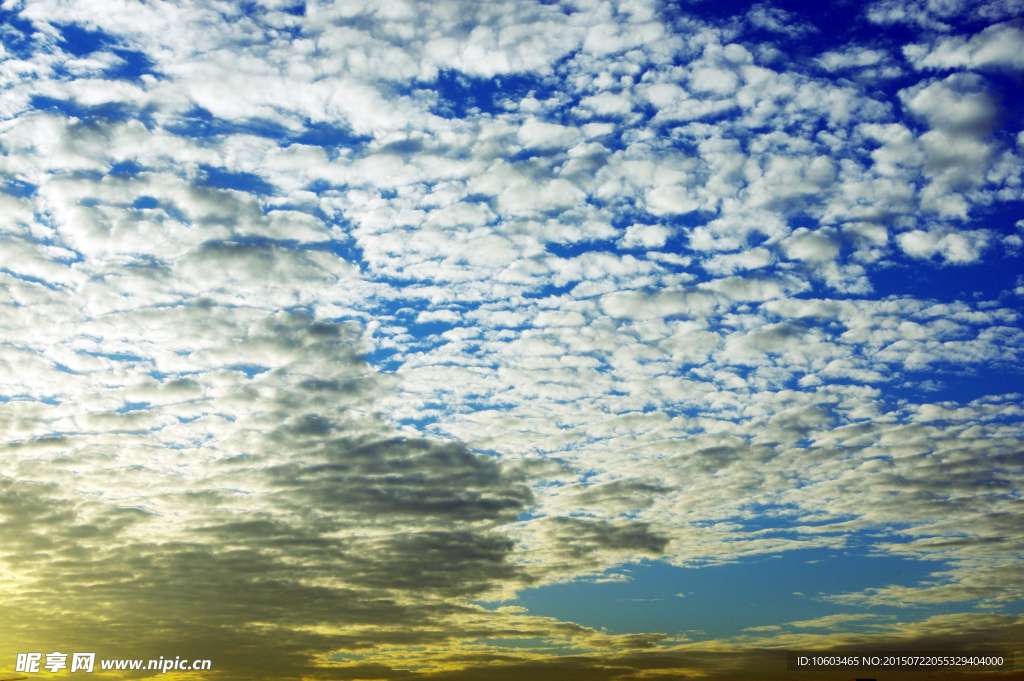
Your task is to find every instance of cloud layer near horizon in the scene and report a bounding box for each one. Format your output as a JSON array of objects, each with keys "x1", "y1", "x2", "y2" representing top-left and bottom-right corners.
[{"x1": 1, "y1": 0, "x2": 1023, "y2": 678}]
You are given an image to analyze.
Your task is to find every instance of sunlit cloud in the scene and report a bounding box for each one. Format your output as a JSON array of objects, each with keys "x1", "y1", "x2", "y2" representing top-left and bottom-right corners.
[{"x1": 1, "y1": 0, "x2": 1022, "y2": 678}]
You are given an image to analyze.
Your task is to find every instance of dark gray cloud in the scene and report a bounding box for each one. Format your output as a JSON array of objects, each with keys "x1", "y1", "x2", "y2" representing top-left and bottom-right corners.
[{"x1": 0, "y1": 309, "x2": 553, "y2": 677}]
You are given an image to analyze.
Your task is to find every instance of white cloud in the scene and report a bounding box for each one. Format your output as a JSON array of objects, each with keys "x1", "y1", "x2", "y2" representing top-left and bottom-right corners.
[
  {"x1": 817, "y1": 48, "x2": 887, "y2": 71},
  {"x1": 898, "y1": 73, "x2": 1003, "y2": 217},
  {"x1": 618, "y1": 223, "x2": 671, "y2": 249},
  {"x1": 897, "y1": 227, "x2": 992, "y2": 263},
  {"x1": 905, "y1": 23, "x2": 1024, "y2": 70},
  {"x1": 2, "y1": 0, "x2": 1024, "y2": 675},
  {"x1": 746, "y1": 4, "x2": 816, "y2": 36},
  {"x1": 702, "y1": 247, "x2": 774, "y2": 274},
  {"x1": 781, "y1": 228, "x2": 841, "y2": 263},
  {"x1": 518, "y1": 118, "x2": 582, "y2": 150},
  {"x1": 865, "y1": 0, "x2": 1023, "y2": 30},
  {"x1": 577, "y1": 91, "x2": 635, "y2": 117}
]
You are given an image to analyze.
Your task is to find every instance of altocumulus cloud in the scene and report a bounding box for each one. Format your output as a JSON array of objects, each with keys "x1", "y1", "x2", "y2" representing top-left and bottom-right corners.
[{"x1": 1, "y1": 0, "x2": 1023, "y2": 678}]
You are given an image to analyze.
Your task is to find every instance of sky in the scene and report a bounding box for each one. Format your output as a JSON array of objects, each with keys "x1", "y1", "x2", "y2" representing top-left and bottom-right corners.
[{"x1": 0, "y1": 0, "x2": 1023, "y2": 679}]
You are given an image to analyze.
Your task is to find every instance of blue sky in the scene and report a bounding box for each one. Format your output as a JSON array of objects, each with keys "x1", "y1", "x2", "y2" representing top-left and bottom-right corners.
[{"x1": 1, "y1": 0, "x2": 1023, "y2": 679}]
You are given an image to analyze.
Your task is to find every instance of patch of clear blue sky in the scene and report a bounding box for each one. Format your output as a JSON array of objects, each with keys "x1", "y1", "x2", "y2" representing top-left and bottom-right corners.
[
  {"x1": 53, "y1": 23, "x2": 156, "y2": 81},
  {"x1": 0, "y1": 8, "x2": 39, "y2": 57},
  {"x1": 200, "y1": 165, "x2": 278, "y2": 196},
  {"x1": 870, "y1": 204, "x2": 1024, "y2": 306},
  {"x1": 2, "y1": 178, "x2": 36, "y2": 199},
  {"x1": 885, "y1": 366, "x2": 1024, "y2": 407},
  {"x1": 428, "y1": 70, "x2": 551, "y2": 119},
  {"x1": 30, "y1": 95, "x2": 144, "y2": 126},
  {"x1": 0, "y1": 268, "x2": 65, "y2": 290},
  {"x1": 502, "y1": 551, "x2": 948, "y2": 639}
]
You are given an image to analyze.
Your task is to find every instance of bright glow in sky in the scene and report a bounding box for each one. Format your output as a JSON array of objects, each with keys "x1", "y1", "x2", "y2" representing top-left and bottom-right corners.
[{"x1": 1, "y1": 0, "x2": 1023, "y2": 678}]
